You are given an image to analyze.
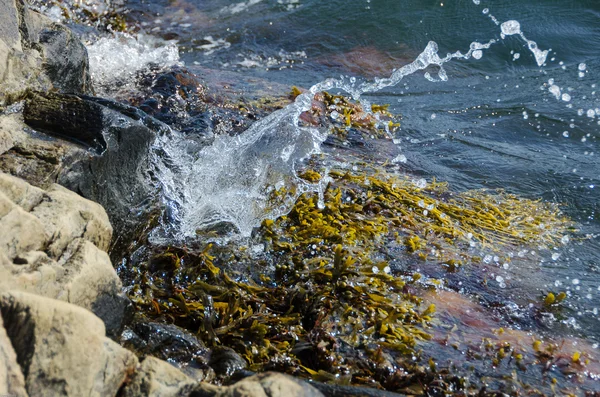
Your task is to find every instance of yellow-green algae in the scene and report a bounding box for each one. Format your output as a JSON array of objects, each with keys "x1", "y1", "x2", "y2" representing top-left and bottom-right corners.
[
  {"x1": 268, "y1": 166, "x2": 571, "y2": 267},
  {"x1": 125, "y1": 166, "x2": 578, "y2": 394},
  {"x1": 123, "y1": 92, "x2": 590, "y2": 395}
]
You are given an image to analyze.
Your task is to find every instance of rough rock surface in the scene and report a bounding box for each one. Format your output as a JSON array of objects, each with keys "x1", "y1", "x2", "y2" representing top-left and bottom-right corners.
[
  {"x1": 0, "y1": 0, "x2": 92, "y2": 106},
  {"x1": 0, "y1": 290, "x2": 138, "y2": 397},
  {"x1": 120, "y1": 356, "x2": 197, "y2": 397},
  {"x1": 0, "y1": 112, "x2": 85, "y2": 190},
  {"x1": 129, "y1": 321, "x2": 208, "y2": 363},
  {"x1": 0, "y1": 172, "x2": 130, "y2": 335},
  {"x1": 0, "y1": 311, "x2": 28, "y2": 397},
  {"x1": 192, "y1": 372, "x2": 325, "y2": 397}
]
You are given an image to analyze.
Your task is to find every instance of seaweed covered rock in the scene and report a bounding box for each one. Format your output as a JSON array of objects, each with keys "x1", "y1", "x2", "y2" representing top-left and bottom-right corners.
[
  {"x1": 0, "y1": 290, "x2": 138, "y2": 397},
  {"x1": 0, "y1": 172, "x2": 129, "y2": 335},
  {"x1": 0, "y1": 0, "x2": 93, "y2": 107},
  {"x1": 123, "y1": 150, "x2": 577, "y2": 394}
]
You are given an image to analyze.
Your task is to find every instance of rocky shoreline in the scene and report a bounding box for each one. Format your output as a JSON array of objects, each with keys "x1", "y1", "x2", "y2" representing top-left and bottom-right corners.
[
  {"x1": 3, "y1": 1, "x2": 599, "y2": 396},
  {"x1": 0, "y1": 1, "x2": 334, "y2": 396}
]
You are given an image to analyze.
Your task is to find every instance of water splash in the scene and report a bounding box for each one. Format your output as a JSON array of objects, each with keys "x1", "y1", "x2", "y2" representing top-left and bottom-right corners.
[
  {"x1": 155, "y1": 28, "x2": 542, "y2": 239},
  {"x1": 87, "y1": 34, "x2": 181, "y2": 94},
  {"x1": 500, "y1": 20, "x2": 548, "y2": 67}
]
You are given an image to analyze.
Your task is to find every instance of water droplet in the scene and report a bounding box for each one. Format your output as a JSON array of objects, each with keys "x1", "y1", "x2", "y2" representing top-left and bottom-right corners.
[{"x1": 548, "y1": 85, "x2": 561, "y2": 99}]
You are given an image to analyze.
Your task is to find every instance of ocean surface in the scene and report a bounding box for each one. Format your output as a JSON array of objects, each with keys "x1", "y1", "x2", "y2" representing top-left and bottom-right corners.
[{"x1": 79, "y1": 0, "x2": 600, "y2": 382}]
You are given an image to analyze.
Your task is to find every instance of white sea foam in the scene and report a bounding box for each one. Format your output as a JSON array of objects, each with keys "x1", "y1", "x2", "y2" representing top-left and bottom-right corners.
[{"x1": 87, "y1": 34, "x2": 181, "y2": 91}]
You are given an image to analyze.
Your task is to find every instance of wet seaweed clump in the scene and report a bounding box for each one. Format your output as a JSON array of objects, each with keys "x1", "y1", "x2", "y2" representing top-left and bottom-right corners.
[
  {"x1": 123, "y1": 153, "x2": 578, "y2": 394},
  {"x1": 297, "y1": 90, "x2": 401, "y2": 139}
]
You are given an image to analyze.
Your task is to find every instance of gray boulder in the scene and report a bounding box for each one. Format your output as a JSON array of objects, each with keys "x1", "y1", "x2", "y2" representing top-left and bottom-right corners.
[{"x1": 0, "y1": 0, "x2": 93, "y2": 106}]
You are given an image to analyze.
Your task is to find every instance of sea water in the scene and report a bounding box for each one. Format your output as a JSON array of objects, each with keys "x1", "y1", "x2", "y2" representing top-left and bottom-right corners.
[{"x1": 86, "y1": 0, "x2": 599, "y2": 362}]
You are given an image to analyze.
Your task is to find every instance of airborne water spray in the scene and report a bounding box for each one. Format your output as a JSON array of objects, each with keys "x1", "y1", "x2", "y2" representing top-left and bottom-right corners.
[{"x1": 152, "y1": 13, "x2": 552, "y2": 241}]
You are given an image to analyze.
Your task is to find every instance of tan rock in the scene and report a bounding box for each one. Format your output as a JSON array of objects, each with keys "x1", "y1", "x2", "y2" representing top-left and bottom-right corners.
[
  {"x1": 121, "y1": 356, "x2": 196, "y2": 397},
  {"x1": 0, "y1": 113, "x2": 27, "y2": 156},
  {"x1": 193, "y1": 372, "x2": 324, "y2": 397},
  {"x1": 0, "y1": 290, "x2": 138, "y2": 397},
  {"x1": 0, "y1": 191, "x2": 14, "y2": 217},
  {"x1": 0, "y1": 0, "x2": 92, "y2": 106},
  {"x1": 0, "y1": 0, "x2": 22, "y2": 51},
  {"x1": 0, "y1": 204, "x2": 46, "y2": 260},
  {"x1": 0, "y1": 172, "x2": 112, "y2": 259},
  {"x1": 0, "y1": 172, "x2": 45, "y2": 211},
  {"x1": 31, "y1": 183, "x2": 112, "y2": 258},
  {"x1": 0, "y1": 174, "x2": 127, "y2": 335},
  {"x1": 57, "y1": 238, "x2": 122, "y2": 309},
  {"x1": 0, "y1": 308, "x2": 28, "y2": 397},
  {"x1": 0, "y1": 250, "x2": 12, "y2": 292}
]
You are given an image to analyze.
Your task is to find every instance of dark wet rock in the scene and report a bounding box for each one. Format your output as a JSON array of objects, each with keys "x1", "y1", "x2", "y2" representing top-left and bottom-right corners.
[
  {"x1": 125, "y1": 67, "x2": 212, "y2": 140},
  {"x1": 191, "y1": 372, "x2": 324, "y2": 397},
  {"x1": 20, "y1": 91, "x2": 169, "y2": 256},
  {"x1": 37, "y1": 23, "x2": 93, "y2": 94},
  {"x1": 129, "y1": 321, "x2": 208, "y2": 363},
  {"x1": 92, "y1": 290, "x2": 134, "y2": 338},
  {"x1": 208, "y1": 346, "x2": 247, "y2": 378},
  {"x1": 0, "y1": 0, "x2": 93, "y2": 106},
  {"x1": 23, "y1": 91, "x2": 107, "y2": 152}
]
